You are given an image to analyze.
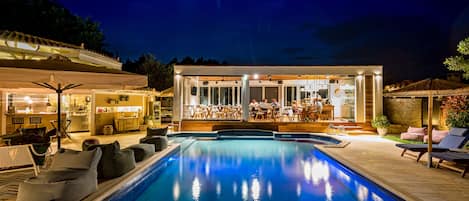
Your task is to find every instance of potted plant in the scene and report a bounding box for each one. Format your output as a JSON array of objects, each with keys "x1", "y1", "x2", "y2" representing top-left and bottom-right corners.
[{"x1": 371, "y1": 114, "x2": 391, "y2": 136}]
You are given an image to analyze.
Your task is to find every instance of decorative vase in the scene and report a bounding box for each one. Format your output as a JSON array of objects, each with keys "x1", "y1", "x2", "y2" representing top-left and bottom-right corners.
[{"x1": 377, "y1": 128, "x2": 388, "y2": 136}]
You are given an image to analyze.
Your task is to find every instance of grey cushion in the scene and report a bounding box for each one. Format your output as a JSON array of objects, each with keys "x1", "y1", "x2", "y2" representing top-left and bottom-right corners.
[
  {"x1": 17, "y1": 148, "x2": 102, "y2": 201},
  {"x1": 51, "y1": 149, "x2": 99, "y2": 170},
  {"x1": 140, "y1": 136, "x2": 168, "y2": 151},
  {"x1": 86, "y1": 141, "x2": 136, "y2": 179},
  {"x1": 125, "y1": 144, "x2": 155, "y2": 162},
  {"x1": 449, "y1": 127, "x2": 469, "y2": 136},
  {"x1": 42, "y1": 169, "x2": 90, "y2": 183},
  {"x1": 147, "y1": 127, "x2": 168, "y2": 136},
  {"x1": 17, "y1": 181, "x2": 65, "y2": 201}
]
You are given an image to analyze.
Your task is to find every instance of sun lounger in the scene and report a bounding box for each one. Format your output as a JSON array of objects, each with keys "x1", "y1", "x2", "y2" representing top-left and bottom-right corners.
[
  {"x1": 432, "y1": 151, "x2": 469, "y2": 177},
  {"x1": 395, "y1": 127, "x2": 469, "y2": 162},
  {"x1": 0, "y1": 144, "x2": 40, "y2": 176}
]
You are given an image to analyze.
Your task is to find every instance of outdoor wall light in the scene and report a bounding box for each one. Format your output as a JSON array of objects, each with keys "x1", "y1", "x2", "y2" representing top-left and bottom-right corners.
[
  {"x1": 356, "y1": 74, "x2": 364, "y2": 80},
  {"x1": 253, "y1": 74, "x2": 259, "y2": 79},
  {"x1": 175, "y1": 74, "x2": 182, "y2": 79},
  {"x1": 243, "y1": 74, "x2": 248, "y2": 80}
]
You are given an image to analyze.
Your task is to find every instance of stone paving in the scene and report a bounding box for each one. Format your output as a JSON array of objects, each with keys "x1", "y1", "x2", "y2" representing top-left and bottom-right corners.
[{"x1": 317, "y1": 135, "x2": 469, "y2": 201}]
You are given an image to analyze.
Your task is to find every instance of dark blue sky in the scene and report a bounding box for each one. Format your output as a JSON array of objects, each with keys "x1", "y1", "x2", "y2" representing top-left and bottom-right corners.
[{"x1": 58, "y1": 0, "x2": 469, "y2": 83}]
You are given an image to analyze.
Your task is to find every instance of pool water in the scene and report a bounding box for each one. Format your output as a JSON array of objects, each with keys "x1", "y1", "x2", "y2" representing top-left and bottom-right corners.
[{"x1": 134, "y1": 140, "x2": 401, "y2": 201}]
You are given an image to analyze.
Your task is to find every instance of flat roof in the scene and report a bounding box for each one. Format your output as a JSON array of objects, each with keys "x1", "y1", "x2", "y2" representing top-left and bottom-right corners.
[
  {"x1": 174, "y1": 65, "x2": 383, "y2": 76},
  {"x1": 0, "y1": 59, "x2": 133, "y2": 75}
]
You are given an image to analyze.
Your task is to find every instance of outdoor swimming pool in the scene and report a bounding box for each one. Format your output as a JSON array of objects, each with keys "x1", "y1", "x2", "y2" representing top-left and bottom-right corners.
[{"x1": 110, "y1": 140, "x2": 402, "y2": 201}]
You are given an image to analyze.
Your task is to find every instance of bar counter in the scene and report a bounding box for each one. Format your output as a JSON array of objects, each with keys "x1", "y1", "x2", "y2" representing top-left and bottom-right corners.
[{"x1": 5, "y1": 113, "x2": 66, "y2": 134}]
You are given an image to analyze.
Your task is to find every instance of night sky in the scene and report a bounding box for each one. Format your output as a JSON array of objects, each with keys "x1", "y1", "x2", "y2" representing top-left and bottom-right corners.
[{"x1": 58, "y1": 0, "x2": 469, "y2": 84}]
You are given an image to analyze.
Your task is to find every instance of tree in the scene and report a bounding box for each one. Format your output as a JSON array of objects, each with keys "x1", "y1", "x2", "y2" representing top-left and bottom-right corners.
[
  {"x1": 124, "y1": 55, "x2": 227, "y2": 91},
  {"x1": 444, "y1": 37, "x2": 469, "y2": 79},
  {"x1": 124, "y1": 54, "x2": 173, "y2": 91},
  {"x1": 0, "y1": 0, "x2": 110, "y2": 55}
]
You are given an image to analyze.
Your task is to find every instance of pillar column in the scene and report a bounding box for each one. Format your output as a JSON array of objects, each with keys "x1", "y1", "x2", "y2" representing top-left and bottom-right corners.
[
  {"x1": 373, "y1": 73, "x2": 383, "y2": 117},
  {"x1": 241, "y1": 75, "x2": 250, "y2": 121},
  {"x1": 355, "y1": 74, "x2": 366, "y2": 122},
  {"x1": 173, "y1": 74, "x2": 184, "y2": 123}
]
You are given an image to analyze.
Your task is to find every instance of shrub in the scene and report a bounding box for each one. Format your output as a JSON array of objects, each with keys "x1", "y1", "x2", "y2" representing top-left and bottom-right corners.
[
  {"x1": 371, "y1": 115, "x2": 391, "y2": 128},
  {"x1": 443, "y1": 96, "x2": 469, "y2": 128}
]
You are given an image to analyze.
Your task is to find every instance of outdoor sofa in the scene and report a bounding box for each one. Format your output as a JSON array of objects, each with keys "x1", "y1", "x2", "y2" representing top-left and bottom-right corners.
[
  {"x1": 395, "y1": 127, "x2": 469, "y2": 162},
  {"x1": 17, "y1": 148, "x2": 102, "y2": 201}
]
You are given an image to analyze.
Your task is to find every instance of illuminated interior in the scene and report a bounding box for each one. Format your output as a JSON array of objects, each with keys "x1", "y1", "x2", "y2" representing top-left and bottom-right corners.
[{"x1": 182, "y1": 75, "x2": 357, "y2": 122}]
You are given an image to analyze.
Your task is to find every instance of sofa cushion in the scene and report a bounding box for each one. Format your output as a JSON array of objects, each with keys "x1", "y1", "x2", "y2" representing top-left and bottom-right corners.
[
  {"x1": 407, "y1": 127, "x2": 426, "y2": 134},
  {"x1": 433, "y1": 129, "x2": 449, "y2": 137},
  {"x1": 51, "y1": 148, "x2": 101, "y2": 170}
]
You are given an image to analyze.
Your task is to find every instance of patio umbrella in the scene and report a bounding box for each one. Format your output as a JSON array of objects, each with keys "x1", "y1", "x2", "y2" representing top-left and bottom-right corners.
[
  {"x1": 33, "y1": 74, "x2": 82, "y2": 150},
  {"x1": 384, "y1": 78, "x2": 468, "y2": 168}
]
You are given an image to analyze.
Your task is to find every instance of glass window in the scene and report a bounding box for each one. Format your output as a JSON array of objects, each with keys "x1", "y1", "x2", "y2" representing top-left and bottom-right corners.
[
  {"x1": 265, "y1": 87, "x2": 278, "y2": 101},
  {"x1": 250, "y1": 87, "x2": 262, "y2": 103},
  {"x1": 220, "y1": 87, "x2": 232, "y2": 105},
  {"x1": 234, "y1": 87, "x2": 239, "y2": 105},
  {"x1": 200, "y1": 87, "x2": 208, "y2": 105},
  {"x1": 210, "y1": 87, "x2": 219, "y2": 105},
  {"x1": 284, "y1": 86, "x2": 297, "y2": 106}
]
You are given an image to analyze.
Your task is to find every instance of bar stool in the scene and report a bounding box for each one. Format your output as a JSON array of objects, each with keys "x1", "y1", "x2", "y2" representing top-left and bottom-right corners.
[
  {"x1": 29, "y1": 116, "x2": 42, "y2": 128},
  {"x1": 12, "y1": 117, "x2": 25, "y2": 133}
]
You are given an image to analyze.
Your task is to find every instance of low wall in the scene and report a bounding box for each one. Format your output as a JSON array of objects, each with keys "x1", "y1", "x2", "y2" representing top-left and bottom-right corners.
[{"x1": 384, "y1": 98, "x2": 422, "y2": 127}]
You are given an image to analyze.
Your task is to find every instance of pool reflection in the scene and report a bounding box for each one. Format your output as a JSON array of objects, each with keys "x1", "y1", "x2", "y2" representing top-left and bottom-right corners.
[{"x1": 136, "y1": 140, "x2": 396, "y2": 201}]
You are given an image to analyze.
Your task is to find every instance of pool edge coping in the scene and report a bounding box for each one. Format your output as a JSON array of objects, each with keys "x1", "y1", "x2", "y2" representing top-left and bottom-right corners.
[
  {"x1": 315, "y1": 145, "x2": 423, "y2": 201},
  {"x1": 84, "y1": 144, "x2": 181, "y2": 201}
]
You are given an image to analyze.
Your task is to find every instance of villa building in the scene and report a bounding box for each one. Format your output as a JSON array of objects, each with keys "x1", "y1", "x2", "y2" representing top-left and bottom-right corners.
[
  {"x1": 172, "y1": 65, "x2": 383, "y2": 132},
  {"x1": 0, "y1": 31, "x2": 153, "y2": 135}
]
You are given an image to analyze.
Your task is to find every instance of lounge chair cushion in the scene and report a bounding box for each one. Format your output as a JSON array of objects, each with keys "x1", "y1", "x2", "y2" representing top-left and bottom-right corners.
[
  {"x1": 396, "y1": 143, "x2": 450, "y2": 152},
  {"x1": 449, "y1": 127, "x2": 469, "y2": 137},
  {"x1": 432, "y1": 152, "x2": 469, "y2": 164},
  {"x1": 51, "y1": 149, "x2": 99, "y2": 170},
  {"x1": 438, "y1": 135, "x2": 467, "y2": 149}
]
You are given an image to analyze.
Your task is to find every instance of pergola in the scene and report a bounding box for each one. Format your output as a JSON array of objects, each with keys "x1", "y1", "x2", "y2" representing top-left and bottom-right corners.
[{"x1": 384, "y1": 78, "x2": 469, "y2": 167}]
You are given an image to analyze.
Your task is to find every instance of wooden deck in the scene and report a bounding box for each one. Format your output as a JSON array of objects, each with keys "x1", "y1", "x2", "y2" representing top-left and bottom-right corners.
[{"x1": 179, "y1": 120, "x2": 375, "y2": 134}]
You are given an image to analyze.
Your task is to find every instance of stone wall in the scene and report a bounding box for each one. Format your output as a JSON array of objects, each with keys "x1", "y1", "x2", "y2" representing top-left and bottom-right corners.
[{"x1": 384, "y1": 98, "x2": 422, "y2": 131}]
